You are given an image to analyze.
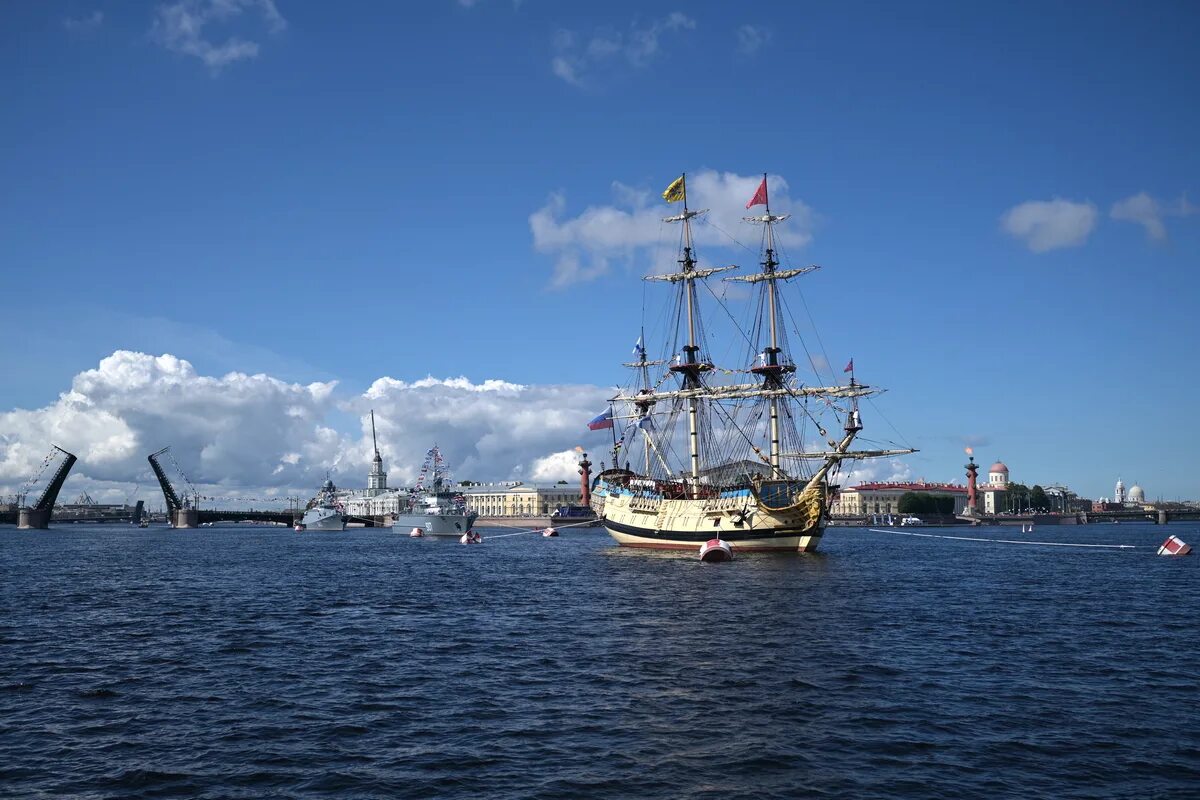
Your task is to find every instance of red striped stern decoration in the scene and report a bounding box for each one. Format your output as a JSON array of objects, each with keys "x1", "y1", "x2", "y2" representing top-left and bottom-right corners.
[{"x1": 1157, "y1": 535, "x2": 1193, "y2": 557}]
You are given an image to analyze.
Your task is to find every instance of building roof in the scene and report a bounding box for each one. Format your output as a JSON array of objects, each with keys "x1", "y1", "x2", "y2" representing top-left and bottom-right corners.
[{"x1": 989, "y1": 461, "x2": 1009, "y2": 473}]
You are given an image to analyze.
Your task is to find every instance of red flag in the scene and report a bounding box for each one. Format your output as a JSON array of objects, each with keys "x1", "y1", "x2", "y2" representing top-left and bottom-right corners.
[
  {"x1": 843, "y1": 358, "x2": 854, "y2": 373},
  {"x1": 745, "y1": 177, "x2": 768, "y2": 209}
]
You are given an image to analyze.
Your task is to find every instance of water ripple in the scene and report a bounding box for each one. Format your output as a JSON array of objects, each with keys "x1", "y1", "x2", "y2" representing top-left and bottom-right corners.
[{"x1": 1, "y1": 522, "x2": 1198, "y2": 798}]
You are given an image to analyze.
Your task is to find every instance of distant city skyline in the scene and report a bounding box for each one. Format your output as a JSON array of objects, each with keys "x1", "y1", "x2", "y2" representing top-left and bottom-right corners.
[{"x1": 2, "y1": 1, "x2": 1197, "y2": 502}]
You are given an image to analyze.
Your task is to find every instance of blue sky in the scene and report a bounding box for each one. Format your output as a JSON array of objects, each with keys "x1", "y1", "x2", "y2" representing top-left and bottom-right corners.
[{"x1": 1, "y1": 1, "x2": 1198, "y2": 502}]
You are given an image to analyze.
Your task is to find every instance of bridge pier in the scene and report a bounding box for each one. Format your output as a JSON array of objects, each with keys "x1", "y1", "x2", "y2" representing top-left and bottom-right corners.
[
  {"x1": 171, "y1": 509, "x2": 199, "y2": 529},
  {"x1": 1159, "y1": 510, "x2": 1168, "y2": 525},
  {"x1": 17, "y1": 507, "x2": 51, "y2": 529}
]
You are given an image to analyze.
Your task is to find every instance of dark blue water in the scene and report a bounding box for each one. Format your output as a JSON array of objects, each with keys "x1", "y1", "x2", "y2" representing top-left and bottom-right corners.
[{"x1": 2, "y1": 521, "x2": 1198, "y2": 799}]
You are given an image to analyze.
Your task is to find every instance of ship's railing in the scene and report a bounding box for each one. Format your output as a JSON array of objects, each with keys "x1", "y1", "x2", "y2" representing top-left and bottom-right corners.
[{"x1": 599, "y1": 473, "x2": 759, "y2": 502}]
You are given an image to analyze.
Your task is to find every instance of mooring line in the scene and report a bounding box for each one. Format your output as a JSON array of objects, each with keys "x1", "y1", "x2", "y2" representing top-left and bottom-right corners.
[
  {"x1": 478, "y1": 519, "x2": 601, "y2": 539},
  {"x1": 867, "y1": 528, "x2": 1140, "y2": 549}
]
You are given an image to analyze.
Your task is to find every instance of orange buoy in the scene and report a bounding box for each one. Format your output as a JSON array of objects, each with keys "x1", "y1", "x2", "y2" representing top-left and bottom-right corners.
[{"x1": 699, "y1": 538, "x2": 733, "y2": 562}]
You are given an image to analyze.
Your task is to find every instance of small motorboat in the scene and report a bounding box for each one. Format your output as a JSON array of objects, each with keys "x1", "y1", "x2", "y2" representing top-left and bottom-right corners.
[{"x1": 542, "y1": 527, "x2": 559, "y2": 537}]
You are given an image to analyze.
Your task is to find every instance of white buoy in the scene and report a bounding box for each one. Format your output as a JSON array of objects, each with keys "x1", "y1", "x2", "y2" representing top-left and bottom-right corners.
[
  {"x1": 410, "y1": 527, "x2": 424, "y2": 538},
  {"x1": 699, "y1": 538, "x2": 733, "y2": 562},
  {"x1": 294, "y1": 524, "x2": 303, "y2": 532},
  {"x1": 1158, "y1": 535, "x2": 1193, "y2": 556},
  {"x1": 542, "y1": 526, "x2": 559, "y2": 537}
]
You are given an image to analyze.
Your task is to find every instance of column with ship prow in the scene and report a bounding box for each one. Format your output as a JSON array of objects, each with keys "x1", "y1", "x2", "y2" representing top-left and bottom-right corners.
[{"x1": 649, "y1": 173, "x2": 736, "y2": 498}]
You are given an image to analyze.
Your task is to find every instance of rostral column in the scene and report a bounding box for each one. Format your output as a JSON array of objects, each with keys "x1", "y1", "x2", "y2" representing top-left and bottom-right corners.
[
  {"x1": 579, "y1": 452, "x2": 592, "y2": 507},
  {"x1": 964, "y1": 450, "x2": 979, "y2": 515}
]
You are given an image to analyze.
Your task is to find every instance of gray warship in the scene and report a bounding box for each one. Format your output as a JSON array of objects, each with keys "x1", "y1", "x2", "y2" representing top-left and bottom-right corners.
[
  {"x1": 394, "y1": 446, "x2": 478, "y2": 536},
  {"x1": 299, "y1": 478, "x2": 345, "y2": 531}
]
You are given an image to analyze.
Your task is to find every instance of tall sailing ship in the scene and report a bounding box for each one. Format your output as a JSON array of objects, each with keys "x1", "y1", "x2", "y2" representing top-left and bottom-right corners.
[{"x1": 590, "y1": 173, "x2": 914, "y2": 553}]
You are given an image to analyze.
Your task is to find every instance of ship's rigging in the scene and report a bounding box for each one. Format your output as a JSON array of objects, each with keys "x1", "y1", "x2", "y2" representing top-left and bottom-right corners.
[{"x1": 607, "y1": 173, "x2": 915, "y2": 494}]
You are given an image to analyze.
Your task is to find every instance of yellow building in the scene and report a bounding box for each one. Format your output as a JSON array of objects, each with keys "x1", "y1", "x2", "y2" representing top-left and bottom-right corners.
[{"x1": 462, "y1": 482, "x2": 583, "y2": 518}]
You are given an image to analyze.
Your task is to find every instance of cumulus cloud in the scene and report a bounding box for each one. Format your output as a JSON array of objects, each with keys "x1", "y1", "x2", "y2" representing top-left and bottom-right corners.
[
  {"x1": 837, "y1": 458, "x2": 914, "y2": 487},
  {"x1": 151, "y1": 0, "x2": 286, "y2": 72},
  {"x1": 0, "y1": 352, "x2": 612, "y2": 506},
  {"x1": 736, "y1": 24, "x2": 771, "y2": 54},
  {"x1": 0, "y1": 352, "x2": 339, "y2": 505},
  {"x1": 1001, "y1": 198, "x2": 1097, "y2": 252},
  {"x1": 551, "y1": 12, "x2": 695, "y2": 87},
  {"x1": 64, "y1": 11, "x2": 104, "y2": 31},
  {"x1": 1110, "y1": 191, "x2": 1198, "y2": 243},
  {"x1": 531, "y1": 170, "x2": 817, "y2": 288},
  {"x1": 355, "y1": 376, "x2": 609, "y2": 485}
]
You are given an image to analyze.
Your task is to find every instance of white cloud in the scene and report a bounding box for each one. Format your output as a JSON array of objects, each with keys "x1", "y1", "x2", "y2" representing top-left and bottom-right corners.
[
  {"x1": 64, "y1": 11, "x2": 104, "y2": 31},
  {"x1": 1110, "y1": 191, "x2": 1198, "y2": 243},
  {"x1": 551, "y1": 12, "x2": 695, "y2": 87},
  {"x1": 838, "y1": 458, "x2": 914, "y2": 487},
  {"x1": 0, "y1": 352, "x2": 339, "y2": 503},
  {"x1": 530, "y1": 449, "x2": 586, "y2": 483},
  {"x1": 151, "y1": 0, "x2": 286, "y2": 72},
  {"x1": 531, "y1": 170, "x2": 817, "y2": 288},
  {"x1": 0, "y1": 352, "x2": 612, "y2": 506},
  {"x1": 352, "y1": 376, "x2": 609, "y2": 485},
  {"x1": 1000, "y1": 198, "x2": 1098, "y2": 252},
  {"x1": 736, "y1": 24, "x2": 770, "y2": 54},
  {"x1": 1110, "y1": 192, "x2": 1166, "y2": 241}
]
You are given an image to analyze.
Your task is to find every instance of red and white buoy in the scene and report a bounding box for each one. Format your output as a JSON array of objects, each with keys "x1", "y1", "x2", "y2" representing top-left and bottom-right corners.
[
  {"x1": 460, "y1": 530, "x2": 483, "y2": 545},
  {"x1": 1158, "y1": 535, "x2": 1192, "y2": 556},
  {"x1": 542, "y1": 526, "x2": 559, "y2": 537},
  {"x1": 410, "y1": 527, "x2": 424, "y2": 538},
  {"x1": 294, "y1": 524, "x2": 304, "y2": 532},
  {"x1": 699, "y1": 538, "x2": 733, "y2": 562}
]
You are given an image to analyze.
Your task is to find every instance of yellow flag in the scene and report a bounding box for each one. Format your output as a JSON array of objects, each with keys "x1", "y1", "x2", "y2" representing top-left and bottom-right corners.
[{"x1": 662, "y1": 175, "x2": 686, "y2": 203}]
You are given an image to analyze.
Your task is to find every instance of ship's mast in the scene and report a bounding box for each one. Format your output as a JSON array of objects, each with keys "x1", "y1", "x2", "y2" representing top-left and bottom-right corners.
[
  {"x1": 680, "y1": 182, "x2": 702, "y2": 490},
  {"x1": 762, "y1": 178, "x2": 783, "y2": 477},
  {"x1": 622, "y1": 329, "x2": 661, "y2": 475},
  {"x1": 652, "y1": 176, "x2": 735, "y2": 495},
  {"x1": 728, "y1": 174, "x2": 819, "y2": 479}
]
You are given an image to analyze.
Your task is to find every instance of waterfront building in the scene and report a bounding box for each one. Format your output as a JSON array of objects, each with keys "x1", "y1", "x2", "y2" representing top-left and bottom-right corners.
[
  {"x1": 461, "y1": 482, "x2": 583, "y2": 518},
  {"x1": 831, "y1": 481, "x2": 968, "y2": 517},
  {"x1": 977, "y1": 461, "x2": 1010, "y2": 514}
]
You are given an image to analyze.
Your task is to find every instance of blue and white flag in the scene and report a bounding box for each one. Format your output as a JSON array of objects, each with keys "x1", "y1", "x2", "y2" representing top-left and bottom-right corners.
[{"x1": 632, "y1": 336, "x2": 645, "y2": 359}]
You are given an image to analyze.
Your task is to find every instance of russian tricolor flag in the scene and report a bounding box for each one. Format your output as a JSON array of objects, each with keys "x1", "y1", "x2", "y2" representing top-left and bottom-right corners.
[{"x1": 587, "y1": 409, "x2": 614, "y2": 431}]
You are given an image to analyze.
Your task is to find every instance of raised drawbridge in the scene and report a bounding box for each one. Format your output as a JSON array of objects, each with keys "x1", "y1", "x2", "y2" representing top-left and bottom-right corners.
[
  {"x1": 17, "y1": 445, "x2": 78, "y2": 529},
  {"x1": 148, "y1": 446, "x2": 200, "y2": 528}
]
